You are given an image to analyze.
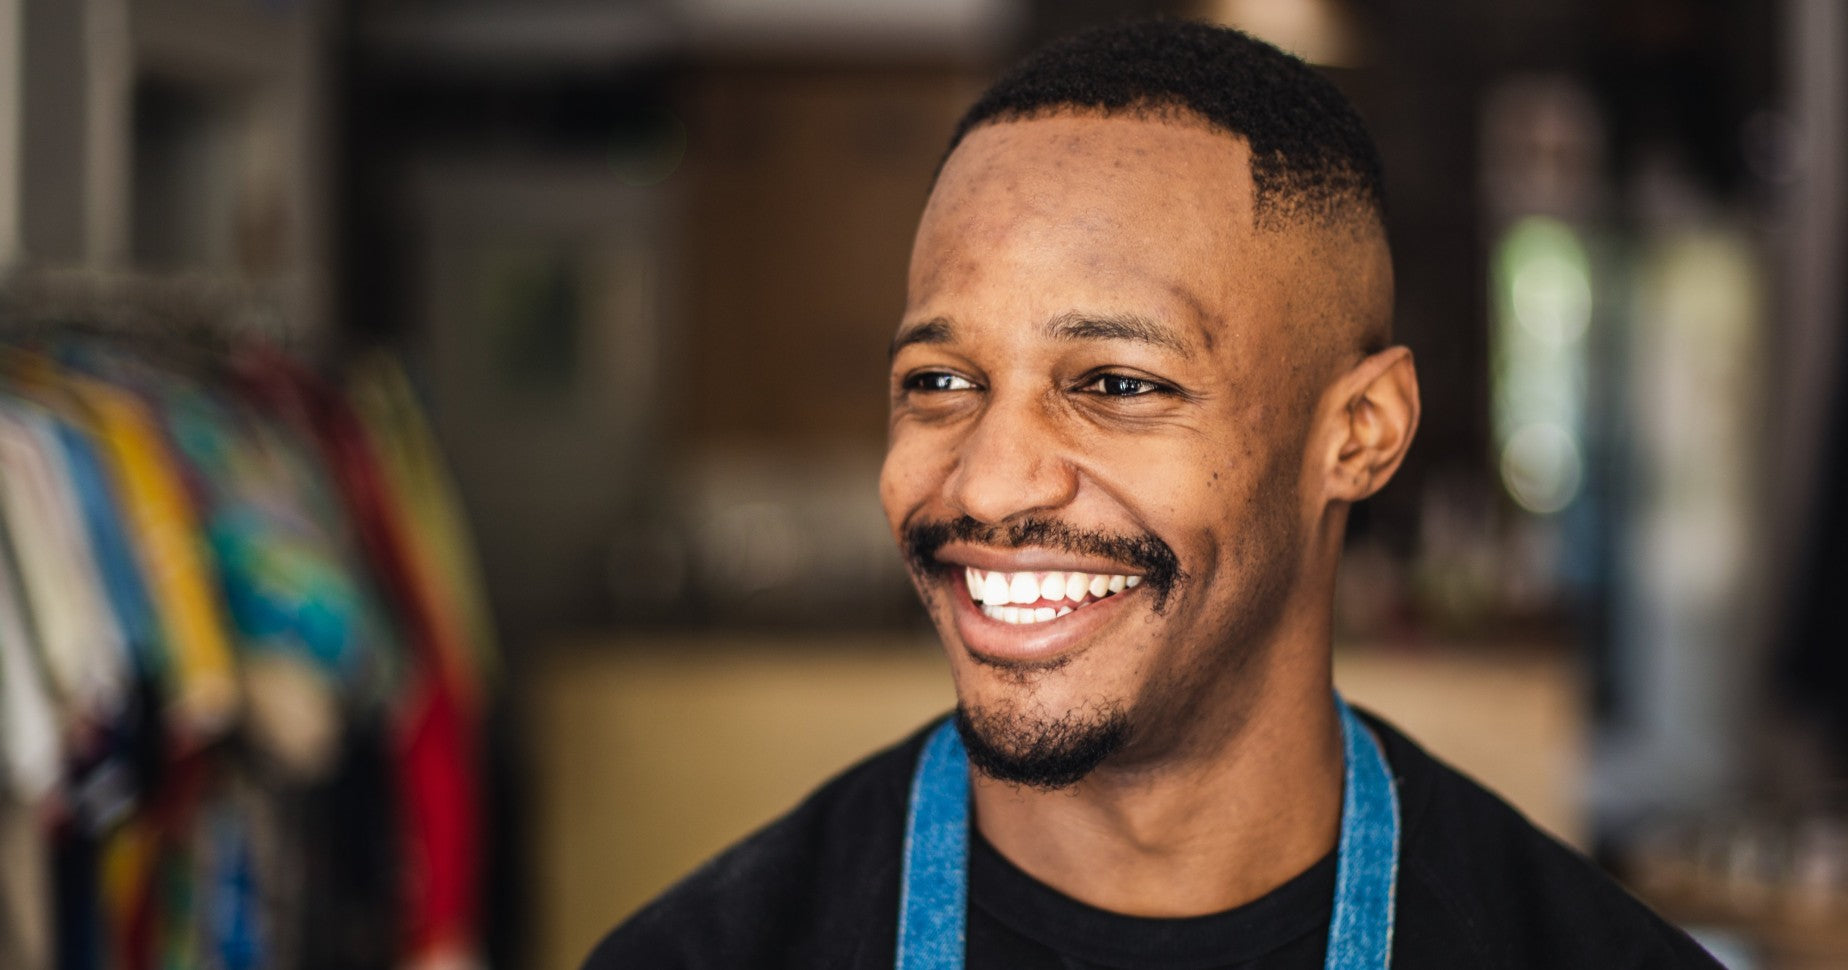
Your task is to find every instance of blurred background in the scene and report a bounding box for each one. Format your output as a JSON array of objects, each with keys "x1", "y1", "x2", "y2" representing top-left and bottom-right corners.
[{"x1": 1, "y1": 0, "x2": 1845, "y2": 967}]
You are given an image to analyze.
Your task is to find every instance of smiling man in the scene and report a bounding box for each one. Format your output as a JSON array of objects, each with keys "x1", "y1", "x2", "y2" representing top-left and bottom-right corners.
[{"x1": 587, "y1": 20, "x2": 1721, "y2": 970}]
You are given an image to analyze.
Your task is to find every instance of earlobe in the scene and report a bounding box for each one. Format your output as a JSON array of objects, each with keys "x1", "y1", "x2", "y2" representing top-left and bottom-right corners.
[{"x1": 1324, "y1": 347, "x2": 1420, "y2": 503}]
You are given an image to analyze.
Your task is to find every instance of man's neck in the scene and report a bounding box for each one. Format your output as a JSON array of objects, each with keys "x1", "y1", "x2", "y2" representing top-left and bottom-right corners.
[{"x1": 969, "y1": 675, "x2": 1344, "y2": 918}]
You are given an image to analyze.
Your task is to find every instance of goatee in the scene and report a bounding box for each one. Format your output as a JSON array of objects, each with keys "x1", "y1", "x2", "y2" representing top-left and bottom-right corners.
[{"x1": 954, "y1": 703, "x2": 1130, "y2": 790}]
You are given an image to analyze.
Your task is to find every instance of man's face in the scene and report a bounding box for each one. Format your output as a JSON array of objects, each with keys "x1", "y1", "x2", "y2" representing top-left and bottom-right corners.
[{"x1": 881, "y1": 115, "x2": 1327, "y2": 785}]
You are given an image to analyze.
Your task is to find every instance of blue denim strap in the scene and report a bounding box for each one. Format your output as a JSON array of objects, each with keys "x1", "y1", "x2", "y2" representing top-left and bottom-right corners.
[
  {"x1": 896, "y1": 694, "x2": 1400, "y2": 970},
  {"x1": 895, "y1": 720, "x2": 970, "y2": 970},
  {"x1": 1328, "y1": 692, "x2": 1400, "y2": 970}
]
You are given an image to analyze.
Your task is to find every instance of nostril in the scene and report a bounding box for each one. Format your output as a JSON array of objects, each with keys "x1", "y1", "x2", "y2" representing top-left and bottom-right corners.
[{"x1": 943, "y1": 436, "x2": 1080, "y2": 524}]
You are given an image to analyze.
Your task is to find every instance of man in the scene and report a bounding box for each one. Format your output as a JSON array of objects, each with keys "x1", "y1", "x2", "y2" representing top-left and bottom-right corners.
[{"x1": 588, "y1": 20, "x2": 1722, "y2": 969}]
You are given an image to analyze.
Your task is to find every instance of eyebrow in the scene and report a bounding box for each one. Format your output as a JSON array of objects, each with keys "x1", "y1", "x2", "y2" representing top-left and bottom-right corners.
[
  {"x1": 890, "y1": 311, "x2": 1191, "y2": 359},
  {"x1": 1043, "y1": 310, "x2": 1190, "y2": 354},
  {"x1": 890, "y1": 318, "x2": 954, "y2": 359}
]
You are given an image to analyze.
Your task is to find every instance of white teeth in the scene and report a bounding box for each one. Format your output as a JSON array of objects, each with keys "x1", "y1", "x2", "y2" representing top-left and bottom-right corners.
[
  {"x1": 1002, "y1": 606, "x2": 1020, "y2": 624},
  {"x1": 966, "y1": 568, "x2": 1144, "y2": 611},
  {"x1": 1057, "y1": 606, "x2": 1073, "y2": 617}
]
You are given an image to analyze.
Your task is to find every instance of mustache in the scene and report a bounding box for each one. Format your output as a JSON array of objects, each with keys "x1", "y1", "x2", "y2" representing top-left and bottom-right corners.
[{"x1": 901, "y1": 515, "x2": 1184, "y2": 611}]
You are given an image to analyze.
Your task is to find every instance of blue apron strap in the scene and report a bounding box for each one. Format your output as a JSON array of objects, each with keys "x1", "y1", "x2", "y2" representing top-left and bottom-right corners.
[
  {"x1": 897, "y1": 694, "x2": 1400, "y2": 970},
  {"x1": 896, "y1": 720, "x2": 970, "y2": 970},
  {"x1": 1328, "y1": 692, "x2": 1401, "y2": 970}
]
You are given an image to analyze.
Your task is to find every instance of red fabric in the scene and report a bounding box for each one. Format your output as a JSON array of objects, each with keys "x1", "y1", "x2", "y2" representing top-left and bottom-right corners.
[
  {"x1": 398, "y1": 673, "x2": 478, "y2": 956},
  {"x1": 247, "y1": 355, "x2": 481, "y2": 959},
  {"x1": 116, "y1": 751, "x2": 210, "y2": 970}
]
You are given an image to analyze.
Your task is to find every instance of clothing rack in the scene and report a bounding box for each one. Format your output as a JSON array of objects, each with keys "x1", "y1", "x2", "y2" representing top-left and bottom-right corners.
[
  {"x1": 0, "y1": 321, "x2": 497, "y2": 970},
  {"x1": 0, "y1": 268, "x2": 316, "y2": 358}
]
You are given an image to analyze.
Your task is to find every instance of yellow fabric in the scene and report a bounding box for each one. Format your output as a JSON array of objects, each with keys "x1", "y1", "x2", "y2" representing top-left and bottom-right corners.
[
  {"x1": 99, "y1": 813, "x2": 159, "y2": 964},
  {"x1": 347, "y1": 355, "x2": 499, "y2": 704},
  {"x1": 69, "y1": 378, "x2": 239, "y2": 744}
]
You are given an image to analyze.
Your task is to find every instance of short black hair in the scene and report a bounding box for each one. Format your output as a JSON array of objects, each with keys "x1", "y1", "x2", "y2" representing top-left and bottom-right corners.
[{"x1": 948, "y1": 19, "x2": 1384, "y2": 229}]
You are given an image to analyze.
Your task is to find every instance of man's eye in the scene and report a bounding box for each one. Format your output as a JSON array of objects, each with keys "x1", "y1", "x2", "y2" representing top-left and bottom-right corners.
[
  {"x1": 1084, "y1": 374, "x2": 1165, "y2": 396},
  {"x1": 904, "y1": 371, "x2": 977, "y2": 392}
]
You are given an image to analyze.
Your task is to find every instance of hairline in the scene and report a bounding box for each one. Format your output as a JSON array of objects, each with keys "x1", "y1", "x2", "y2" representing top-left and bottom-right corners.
[{"x1": 940, "y1": 101, "x2": 1384, "y2": 236}]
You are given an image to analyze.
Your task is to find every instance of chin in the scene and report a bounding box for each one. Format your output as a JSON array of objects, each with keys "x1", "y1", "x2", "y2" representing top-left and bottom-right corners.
[{"x1": 952, "y1": 691, "x2": 1132, "y2": 790}]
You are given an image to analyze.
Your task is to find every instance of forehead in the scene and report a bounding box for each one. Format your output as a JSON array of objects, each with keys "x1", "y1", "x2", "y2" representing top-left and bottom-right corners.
[
  {"x1": 907, "y1": 115, "x2": 1274, "y2": 353},
  {"x1": 932, "y1": 112, "x2": 1253, "y2": 206}
]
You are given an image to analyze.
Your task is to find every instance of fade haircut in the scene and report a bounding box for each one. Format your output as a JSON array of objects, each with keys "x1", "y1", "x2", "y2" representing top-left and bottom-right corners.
[{"x1": 948, "y1": 19, "x2": 1384, "y2": 231}]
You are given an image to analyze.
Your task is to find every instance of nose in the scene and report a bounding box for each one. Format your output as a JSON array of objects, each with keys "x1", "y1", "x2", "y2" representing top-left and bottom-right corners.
[{"x1": 942, "y1": 392, "x2": 1078, "y2": 525}]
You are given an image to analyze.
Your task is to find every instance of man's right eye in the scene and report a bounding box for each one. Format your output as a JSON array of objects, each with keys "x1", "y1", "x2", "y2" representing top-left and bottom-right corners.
[{"x1": 903, "y1": 372, "x2": 977, "y2": 392}]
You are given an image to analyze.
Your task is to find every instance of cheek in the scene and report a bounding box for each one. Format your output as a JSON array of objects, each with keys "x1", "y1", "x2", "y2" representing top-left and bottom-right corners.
[
  {"x1": 879, "y1": 432, "x2": 950, "y2": 528},
  {"x1": 1124, "y1": 441, "x2": 1290, "y2": 602},
  {"x1": 1093, "y1": 434, "x2": 1251, "y2": 529},
  {"x1": 1183, "y1": 405, "x2": 1309, "y2": 533}
]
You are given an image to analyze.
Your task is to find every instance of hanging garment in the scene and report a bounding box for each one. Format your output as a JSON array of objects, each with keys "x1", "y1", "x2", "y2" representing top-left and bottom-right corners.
[
  {"x1": 0, "y1": 511, "x2": 59, "y2": 970},
  {"x1": 1, "y1": 336, "x2": 497, "y2": 969},
  {"x1": 50, "y1": 417, "x2": 164, "y2": 689},
  {"x1": 0, "y1": 507, "x2": 60, "y2": 805},
  {"x1": 2, "y1": 392, "x2": 154, "y2": 844},
  {"x1": 302, "y1": 368, "x2": 482, "y2": 967},
  {"x1": 0, "y1": 796, "x2": 53, "y2": 970},
  {"x1": 1, "y1": 348, "x2": 163, "y2": 702},
  {"x1": 49, "y1": 414, "x2": 166, "y2": 833},
  {"x1": 346, "y1": 356, "x2": 499, "y2": 705},
  {"x1": 160, "y1": 383, "x2": 366, "y2": 781},
  {"x1": 66, "y1": 376, "x2": 240, "y2": 747},
  {"x1": 228, "y1": 350, "x2": 409, "y2": 714},
  {"x1": 0, "y1": 400, "x2": 130, "y2": 730}
]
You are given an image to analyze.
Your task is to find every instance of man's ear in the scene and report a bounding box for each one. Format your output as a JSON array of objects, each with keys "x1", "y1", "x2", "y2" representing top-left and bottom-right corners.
[{"x1": 1319, "y1": 346, "x2": 1420, "y2": 504}]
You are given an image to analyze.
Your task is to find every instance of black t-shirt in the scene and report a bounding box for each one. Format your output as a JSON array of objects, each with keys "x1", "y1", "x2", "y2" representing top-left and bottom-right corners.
[
  {"x1": 585, "y1": 712, "x2": 1722, "y2": 969},
  {"x1": 967, "y1": 830, "x2": 1335, "y2": 968}
]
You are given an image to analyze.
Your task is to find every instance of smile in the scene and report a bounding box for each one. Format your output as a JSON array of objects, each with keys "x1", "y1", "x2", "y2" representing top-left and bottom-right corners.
[{"x1": 964, "y1": 567, "x2": 1143, "y2": 625}]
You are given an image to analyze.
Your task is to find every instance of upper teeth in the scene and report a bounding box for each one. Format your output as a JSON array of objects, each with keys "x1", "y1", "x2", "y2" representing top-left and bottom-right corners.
[{"x1": 964, "y1": 567, "x2": 1142, "y2": 608}]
